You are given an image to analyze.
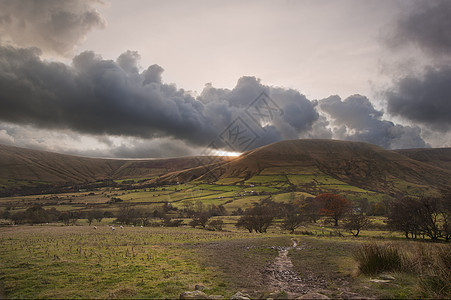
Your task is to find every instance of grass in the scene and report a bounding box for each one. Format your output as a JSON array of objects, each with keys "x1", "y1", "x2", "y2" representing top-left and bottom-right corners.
[
  {"x1": 1, "y1": 172, "x2": 449, "y2": 299},
  {"x1": 245, "y1": 175, "x2": 288, "y2": 185},
  {"x1": 353, "y1": 241, "x2": 451, "y2": 298},
  {"x1": 215, "y1": 178, "x2": 243, "y2": 185},
  {"x1": 195, "y1": 236, "x2": 290, "y2": 298},
  {"x1": 354, "y1": 243, "x2": 403, "y2": 274},
  {"x1": 0, "y1": 219, "x2": 449, "y2": 299},
  {"x1": 0, "y1": 226, "x2": 259, "y2": 299},
  {"x1": 287, "y1": 174, "x2": 347, "y2": 185},
  {"x1": 259, "y1": 166, "x2": 320, "y2": 175}
]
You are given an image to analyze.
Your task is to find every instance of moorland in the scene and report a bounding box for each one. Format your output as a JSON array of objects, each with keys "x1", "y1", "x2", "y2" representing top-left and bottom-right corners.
[{"x1": 0, "y1": 139, "x2": 450, "y2": 299}]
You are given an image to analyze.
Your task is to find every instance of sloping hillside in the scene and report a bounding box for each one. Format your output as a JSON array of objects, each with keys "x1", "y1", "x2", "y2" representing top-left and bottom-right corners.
[
  {"x1": 395, "y1": 148, "x2": 451, "y2": 171},
  {"x1": 0, "y1": 144, "x2": 226, "y2": 183},
  {"x1": 155, "y1": 139, "x2": 451, "y2": 196},
  {"x1": 1, "y1": 140, "x2": 450, "y2": 198}
]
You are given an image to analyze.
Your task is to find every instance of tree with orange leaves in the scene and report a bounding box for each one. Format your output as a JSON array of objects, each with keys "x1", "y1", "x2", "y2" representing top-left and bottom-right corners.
[{"x1": 316, "y1": 193, "x2": 351, "y2": 227}]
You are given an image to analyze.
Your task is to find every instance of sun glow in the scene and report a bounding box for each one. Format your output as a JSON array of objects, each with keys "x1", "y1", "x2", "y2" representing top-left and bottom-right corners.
[{"x1": 213, "y1": 150, "x2": 242, "y2": 157}]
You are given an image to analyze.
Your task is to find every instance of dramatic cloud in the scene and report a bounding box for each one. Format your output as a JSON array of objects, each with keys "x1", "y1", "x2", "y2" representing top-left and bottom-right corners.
[
  {"x1": 385, "y1": 0, "x2": 451, "y2": 58},
  {"x1": 386, "y1": 66, "x2": 451, "y2": 131},
  {"x1": 320, "y1": 95, "x2": 428, "y2": 149},
  {"x1": 110, "y1": 138, "x2": 199, "y2": 159},
  {"x1": 0, "y1": 0, "x2": 105, "y2": 56},
  {"x1": 0, "y1": 46, "x2": 217, "y2": 146},
  {"x1": 198, "y1": 76, "x2": 319, "y2": 151},
  {"x1": 0, "y1": 46, "x2": 321, "y2": 154},
  {"x1": 379, "y1": 0, "x2": 451, "y2": 142}
]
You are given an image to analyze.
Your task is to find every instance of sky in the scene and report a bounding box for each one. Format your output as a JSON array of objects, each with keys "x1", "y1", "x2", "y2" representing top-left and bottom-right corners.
[{"x1": 0, "y1": 0, "x2": 450, "y2": 158}]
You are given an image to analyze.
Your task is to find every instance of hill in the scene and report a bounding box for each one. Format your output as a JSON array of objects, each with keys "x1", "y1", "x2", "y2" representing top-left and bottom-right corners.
[
  {"x1": 1, "y1": 140, "x2": 450, "y2": 198},
  {"x1": 395, "y1": 148, "x2": 451, "y2": 171},
  {"x1": 155, "y1": 139, "x2": 451, "y2": 197},
  {"x1": 0, "y1": 144, "x2": 227, "y2": 193}
]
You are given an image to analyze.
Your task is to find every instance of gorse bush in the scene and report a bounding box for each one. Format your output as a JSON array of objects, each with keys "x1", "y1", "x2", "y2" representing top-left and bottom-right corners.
[{"x1": 354, "y1": 243, "x2": 403, "y2": 274}]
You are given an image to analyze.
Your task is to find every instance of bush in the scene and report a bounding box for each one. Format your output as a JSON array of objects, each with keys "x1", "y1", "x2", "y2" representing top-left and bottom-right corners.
[
  {"x1": 354, "y1": 242, "x2": 451, "y2": 298},
  {"x1": 162, "y1": 217, "x2": 183, "y2": 227},
  {"x1": 208, "y1": 219, "x2": 224, "y2": 231},
  {"x1": 407, "y1": 244, "x2": 451, "y2": 297},
  {"x1": 354, "y1": 243, "x2": 403, "y2": 274}
]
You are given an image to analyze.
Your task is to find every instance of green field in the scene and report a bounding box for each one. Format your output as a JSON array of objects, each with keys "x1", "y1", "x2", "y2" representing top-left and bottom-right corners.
[
  {"x1": 0, "y1": 163, "x2": 449, "y2": 299},
  {"x1": 1, "y1": 221, "x2": 448, "y2": 299}
]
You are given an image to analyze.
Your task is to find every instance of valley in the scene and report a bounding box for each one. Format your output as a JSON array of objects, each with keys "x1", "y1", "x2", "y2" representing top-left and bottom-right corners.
[{"x1": 0, "y1": 139, "x2": 450, "y2": 299}]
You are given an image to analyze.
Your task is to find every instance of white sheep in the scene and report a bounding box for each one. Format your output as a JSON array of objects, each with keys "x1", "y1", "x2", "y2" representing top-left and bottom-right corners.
[{"x1": 93, "y1": 226, "x2": 97, "y2": 230}]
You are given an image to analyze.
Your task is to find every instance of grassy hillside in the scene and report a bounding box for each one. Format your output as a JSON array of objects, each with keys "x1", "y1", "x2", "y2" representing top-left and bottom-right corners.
[
  {"x1": 395, "y1": 147, "x2": 451, "y2": 171},
  {"x1": 1, "y1": 140, "x2": 450, "y2": 200},
  {"x1": 156, "y1": 140, "x2": 451, "y2": 197},
  {"x1": 0, "y1": 144, "x2": 228, "y2": 194}
]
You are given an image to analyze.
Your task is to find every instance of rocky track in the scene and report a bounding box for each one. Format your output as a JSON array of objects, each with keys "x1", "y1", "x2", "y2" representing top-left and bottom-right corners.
[{"x1": 263, "y1": 239, "x2": 329, "y2": 298}]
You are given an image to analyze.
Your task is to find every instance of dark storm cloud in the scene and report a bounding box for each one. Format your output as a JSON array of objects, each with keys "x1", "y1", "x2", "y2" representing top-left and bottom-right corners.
[
  {"x1": 380, "y1": 0, "x2": 451, "y2": 137},
  {"x1": 111, "y1": 138, "x2": 198, "y2": 159},
  {"x1": 198, "y1": 76, "x2": 320, "y2": 149},
  {"x1": 386, "y1": 66, "x2": 451, "y2": 131},
  {"x1": 320, "y1": 95, "x2": 428, "y2": 149},
  {"x1": 0, "y1": 46, "x2": 216, "y2": 145},
  {"x1": 143, "y1": 64, "x2": 165, "y2": 85},
  {"x1": 200, "y1": 76, "x2": 319, "y2": 134},
  {"x1": 0, "y1": 0, "x2": 105, "y2": 56},
  {"x1": 385, "y1": 0, "x2": 451, "y2": 57},
  {"x1": 0, "y1": 47, "x2": 321, "y2": 152}
]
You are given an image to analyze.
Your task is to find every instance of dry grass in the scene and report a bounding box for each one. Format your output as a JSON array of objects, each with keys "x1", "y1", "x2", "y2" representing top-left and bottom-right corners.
[
  {"x1": 354, "y1": 243, "x2": 403, "y2": 274},
  {"x1": 354, "y1": 241, "x2": 451, "y2": 298}
]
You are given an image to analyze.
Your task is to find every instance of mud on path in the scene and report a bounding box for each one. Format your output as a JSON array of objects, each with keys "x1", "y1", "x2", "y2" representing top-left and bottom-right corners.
[{"x1": 263, "y1": 239, "x2": 329, "y2": 299}]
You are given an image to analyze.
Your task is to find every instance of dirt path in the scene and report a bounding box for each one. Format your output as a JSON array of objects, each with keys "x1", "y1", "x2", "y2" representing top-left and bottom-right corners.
[{"x1": 263, "y1": 239, "x2": 328, "y2": 299}]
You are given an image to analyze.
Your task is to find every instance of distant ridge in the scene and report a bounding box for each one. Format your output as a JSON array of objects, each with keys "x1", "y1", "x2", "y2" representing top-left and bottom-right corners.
[
  {"x1": 1, "y1": 140, "x2": 450, "y2": 197},
  {"x1": 395, "y1": 148, "x2": 451, "y2": 171},
  {"x1": 0, "y1": 143, "x2": 226, "y2": 183},
  {"x1": 154, "y1": 139, "x2": 451, "y2": 196}
]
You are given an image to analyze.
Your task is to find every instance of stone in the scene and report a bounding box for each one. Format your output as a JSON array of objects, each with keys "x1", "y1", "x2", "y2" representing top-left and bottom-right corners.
[
  {"x1": 369, "y1": 279, "x2": 391, "y2": 283},
  {"x1": 208, "y1": 295, "x2": 224, "y2": 299},
  {"x1": 180, "y1": 290, "x2": 208, "y2": 299},
  {"x1": 297, "y1": 292, "x2": 329, "y2": 299},
  {"x1": 230, "y1": 291, "x2": 251, "y2": 300},
  {"x1": 379, "y1": 274, "x2": 395, "y2": 281}
]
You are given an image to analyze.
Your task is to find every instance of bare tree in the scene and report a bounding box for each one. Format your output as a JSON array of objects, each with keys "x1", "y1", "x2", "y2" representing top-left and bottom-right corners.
[
  {"x1": 235, "y1": 200, "x2": 276, "y2": 233},
  {"x1": 344, "y1": 213, "x2": 371, "y2": 237}
]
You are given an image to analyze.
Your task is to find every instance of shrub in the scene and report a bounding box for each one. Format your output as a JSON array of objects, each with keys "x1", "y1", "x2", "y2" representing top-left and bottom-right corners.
[
  {"x1": 354, "y1": 243, "x2": 403, "y2": 274},
  {"x1": 354, "y1": 242, "x2": 451, "y2": 298},
  {"x1": 408, "y1": 244, "x2": 451, "y2": 297},
  {"x1": 208, "y1": 219, "x2": 224, "y2": 231}
]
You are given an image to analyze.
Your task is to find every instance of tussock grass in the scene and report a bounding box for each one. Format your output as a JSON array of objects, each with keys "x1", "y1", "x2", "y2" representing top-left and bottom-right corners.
[
  {"x1": 405, "y1": 244, "x2": 451, "y2": 297},
  {"x1": 354, "y1": 242, "x2": 451, "y2": 297},
  {"x1": 354, "y1": 243, "x2": 403, "y2": 274}
]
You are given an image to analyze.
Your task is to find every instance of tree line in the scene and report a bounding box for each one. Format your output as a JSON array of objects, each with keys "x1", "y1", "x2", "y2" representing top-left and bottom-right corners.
[{"x1": 1, "y1": 191, "x2": 449, "y2": 241}]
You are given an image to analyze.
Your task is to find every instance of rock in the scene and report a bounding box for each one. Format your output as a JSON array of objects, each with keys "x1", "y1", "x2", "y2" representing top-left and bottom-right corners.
[
  {"x1": 297, "y1": 292, "x2": 329, "y2": 299},
  {"x1": 180, "y1": 290, "x2": 208, "y2": 299},
  {"x1": 230, "y1": 292, "x2": 251, "y2": 299},
  {"x1": 195, "y1": 284, "x2": 206, "y2": 291},
  {"x1": 379, "y1": 274, "x2": 395, "y2": 281},
  {"x1": 369, "y1": 279, "x2": 391, "y2": 283},
  {"x1": 208, "y1": 295, "x2": 224, "y2": 299}
]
